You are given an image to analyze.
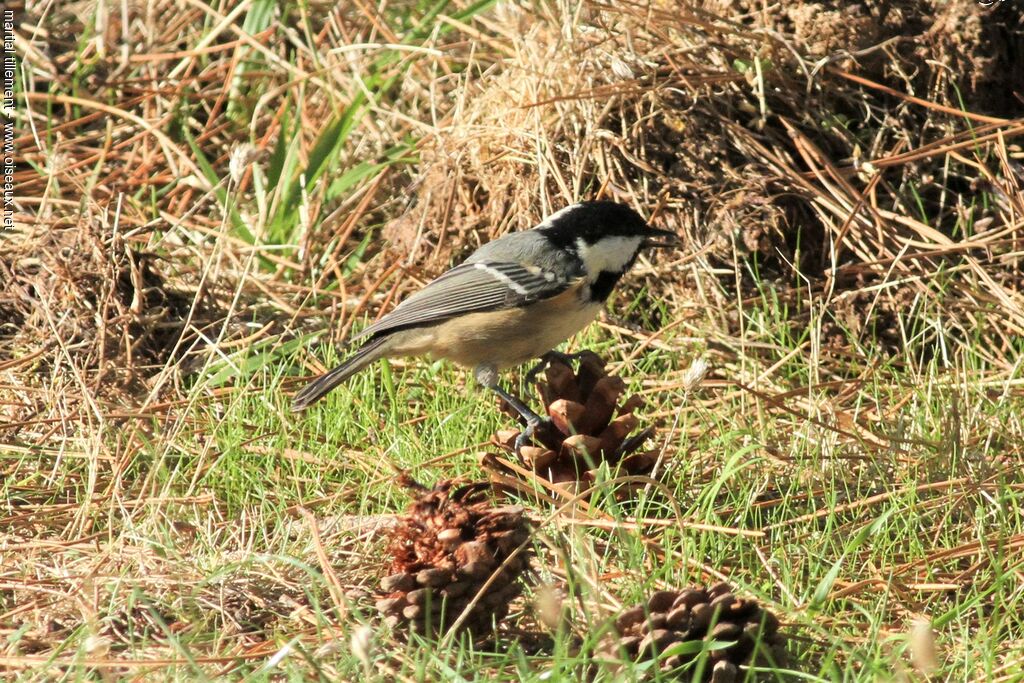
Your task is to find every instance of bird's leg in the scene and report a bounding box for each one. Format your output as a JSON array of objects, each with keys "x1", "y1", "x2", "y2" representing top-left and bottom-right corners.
[
  {"x1": 490, "y1": 384, "x2": 545, "y2": 453},
  {"x1": 475, "y1": 364, "x2": 547, "y2": 453},
  {"x1": 524, "y1": 350, "x2": 589, "y2": 384}
]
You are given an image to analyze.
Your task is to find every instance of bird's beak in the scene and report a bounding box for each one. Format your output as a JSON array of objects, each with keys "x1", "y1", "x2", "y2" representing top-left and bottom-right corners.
[{"x1": 642, "y1": 227, "x2": 681, "y2": 249}]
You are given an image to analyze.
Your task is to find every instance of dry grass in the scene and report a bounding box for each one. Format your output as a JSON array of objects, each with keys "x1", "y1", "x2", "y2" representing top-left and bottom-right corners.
[{"x1": 4, "y1": 0, "x2": 1024, "y2": 679}]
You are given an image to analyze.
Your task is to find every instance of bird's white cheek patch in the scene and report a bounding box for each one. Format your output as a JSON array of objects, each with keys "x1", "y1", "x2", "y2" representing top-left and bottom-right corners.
[{"x1": 575, "y1": 236, "x2": 643, "y2": 275}]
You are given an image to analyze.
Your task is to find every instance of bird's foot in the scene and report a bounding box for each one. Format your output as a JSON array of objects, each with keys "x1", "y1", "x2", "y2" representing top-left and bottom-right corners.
[
  {"x1": 513, "y1": 416, "x2": 551, "y2": 455},
  {"x1": 525, "y1": 351, "x2": 588, "y2": 384}
]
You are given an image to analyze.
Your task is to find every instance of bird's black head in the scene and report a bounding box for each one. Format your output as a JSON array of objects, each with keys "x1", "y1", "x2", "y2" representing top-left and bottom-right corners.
[
  {"x1": 536, "y1": 201, "x2": 679, "y2": 302},
  {"x1": 536, "y1": 200, "x2": 675, "y2": 248}
]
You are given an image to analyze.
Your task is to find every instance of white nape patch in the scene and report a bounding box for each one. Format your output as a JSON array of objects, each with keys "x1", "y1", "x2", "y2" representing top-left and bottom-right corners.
[
  {"x1": 575, "y1": 235, "x2": 643, "y2": 276},
  {"x1": 536, "y1": 203, "x2": 582, "y2": 229},
  {"x1": 474, "y1": 262, "x2": 529, "y2": 295}
]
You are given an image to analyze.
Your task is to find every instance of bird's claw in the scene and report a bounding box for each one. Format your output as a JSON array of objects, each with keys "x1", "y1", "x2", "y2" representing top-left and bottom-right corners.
[
  {"x1": 525, "y1": 351, "x2": 584, "y2": 384},
  {"x1": 524, "y1": 361, "x2": 549, "y2": 386},
  {"x1": 513, "y1": 417, "x2": 550, "y2": 456},
  {"x1": 513, "y1": 420, "x2": 537, "y2": 455}
]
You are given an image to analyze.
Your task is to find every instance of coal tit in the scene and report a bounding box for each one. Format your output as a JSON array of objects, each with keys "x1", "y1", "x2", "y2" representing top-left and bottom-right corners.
[{"x1": 292, "y1": 201, "x2": 679, "y2": 447}]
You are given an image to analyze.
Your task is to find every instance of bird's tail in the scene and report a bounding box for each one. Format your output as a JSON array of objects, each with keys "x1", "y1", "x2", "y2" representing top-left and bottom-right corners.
[{"x1": 291, "y1": 336, "x2": 390, "y2": 411}]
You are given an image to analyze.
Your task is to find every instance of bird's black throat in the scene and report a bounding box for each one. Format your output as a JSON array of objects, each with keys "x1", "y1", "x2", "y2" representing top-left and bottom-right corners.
[{"x1": 588, "y1": 270, "x2": 624, "y2": 302}]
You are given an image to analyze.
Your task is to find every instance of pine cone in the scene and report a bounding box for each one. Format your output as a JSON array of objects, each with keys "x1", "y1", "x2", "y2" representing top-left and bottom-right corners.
[
  {"x1": 375, "y1": 477, "x2": 532, "y2": 635},
  {"x1": 601, "y1": 582, "x2": 785, "y2": 681},
  {"x1": 484, "y1": 352, "x2": 658, "y2": 486}
]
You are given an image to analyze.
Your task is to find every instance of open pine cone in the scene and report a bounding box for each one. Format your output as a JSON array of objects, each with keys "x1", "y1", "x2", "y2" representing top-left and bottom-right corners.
[
  {"x1": 600, "y1": 582, "x2": 785, "y2": 681},
  {"x1": 375, "y1": 477, "x2": 532, "y2": 635},
  {"x1": 485, "y1": 352, "x2": 658, "y2": 485}
]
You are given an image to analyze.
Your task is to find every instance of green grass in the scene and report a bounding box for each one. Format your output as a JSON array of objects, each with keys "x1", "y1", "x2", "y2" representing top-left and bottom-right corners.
[{"x1": 11, "y1": 290, "x2": 1023, "y2": 680}]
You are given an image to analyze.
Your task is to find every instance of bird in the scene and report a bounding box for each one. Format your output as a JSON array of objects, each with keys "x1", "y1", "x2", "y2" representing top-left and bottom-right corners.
[{"x1": 291, "y1": 200, "x2": 679, "y2": 448}]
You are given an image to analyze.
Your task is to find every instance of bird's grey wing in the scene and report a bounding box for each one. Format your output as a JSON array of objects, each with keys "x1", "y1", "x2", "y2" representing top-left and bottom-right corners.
[{"x1": 351, "y1": 260, "x2": 571, "y2": 341}]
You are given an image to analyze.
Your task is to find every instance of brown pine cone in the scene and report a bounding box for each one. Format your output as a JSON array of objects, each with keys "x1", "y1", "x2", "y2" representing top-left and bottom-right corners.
[
  {"x1": 375, "y1": 477, "x2": 532, "y2": 635},
  {"x1": 483, "y1": 352, "x2": 658, "y2": 486},
  {"x1": 601, "y1": 582, "x2": 785, "y2": 680}
]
